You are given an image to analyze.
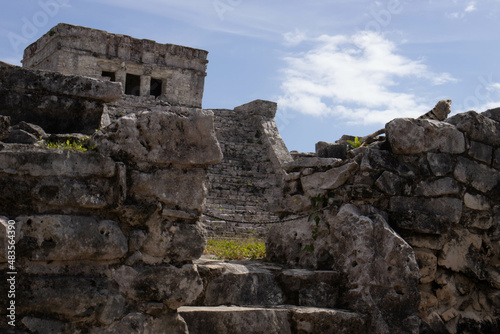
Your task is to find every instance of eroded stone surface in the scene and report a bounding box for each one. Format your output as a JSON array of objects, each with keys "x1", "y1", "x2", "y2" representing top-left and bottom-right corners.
[
  {"x1": 15, "y1": 215, "x2": 127, "y2": 261},
  {"x1": 91, "y1": 109, "x2": 222, "y2": 166},
  {"x1": 386, "y1": 118, "x2": 465, "y2": 154}
]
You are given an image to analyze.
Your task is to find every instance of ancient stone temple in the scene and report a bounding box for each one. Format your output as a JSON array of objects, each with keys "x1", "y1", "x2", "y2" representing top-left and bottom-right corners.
[
  {"x1": 22, "y1": 23, "x2": 208, "y2": 108},
  {"x1": 2, "y1": 23, "x2": 500, "y2": 334}
]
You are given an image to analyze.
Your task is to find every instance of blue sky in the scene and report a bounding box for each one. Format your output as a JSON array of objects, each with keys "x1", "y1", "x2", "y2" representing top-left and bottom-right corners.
[{"x1": 1, "y1": 1, "x2": 500, "y2": 152}]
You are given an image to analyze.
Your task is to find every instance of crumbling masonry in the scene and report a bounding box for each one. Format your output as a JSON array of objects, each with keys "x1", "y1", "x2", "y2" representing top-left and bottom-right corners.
[{"x1": 0, "y1": 23, "x2": 499, "y2": 333}]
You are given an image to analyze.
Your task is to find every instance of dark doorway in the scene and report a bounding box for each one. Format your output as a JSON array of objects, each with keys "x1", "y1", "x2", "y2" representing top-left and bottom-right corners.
[
  {"x1": 150, "y1": 78, "x2": 162, "y2": 98},
  {"x1": 101, "y1": 71, "x2": 115, "y2": 81},
  {"x1": 125, "y1": 74, "x2": 141, "y2": 96}
]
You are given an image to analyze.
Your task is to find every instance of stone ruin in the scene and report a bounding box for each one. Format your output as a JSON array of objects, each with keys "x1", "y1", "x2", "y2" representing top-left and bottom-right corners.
[{"x1": 0, "y1": 23, "x2": 499, "y2": 333}]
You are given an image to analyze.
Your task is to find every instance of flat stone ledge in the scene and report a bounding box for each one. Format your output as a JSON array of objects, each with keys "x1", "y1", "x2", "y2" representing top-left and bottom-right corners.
[{"x1": 283, "y1": 157, "x2": 344, "y2": 172}]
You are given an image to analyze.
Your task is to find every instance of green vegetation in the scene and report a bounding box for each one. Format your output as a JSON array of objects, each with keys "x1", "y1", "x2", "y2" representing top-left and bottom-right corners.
[
  {"x1": 39, "y1": 136, "x2": 96, "y2": 152},
  {"x1": 204, "y1": 238, "x2": 266, "y2": 260},
  {"x1": 347, "y1": 136, "x2": 363, "y2": 149}
]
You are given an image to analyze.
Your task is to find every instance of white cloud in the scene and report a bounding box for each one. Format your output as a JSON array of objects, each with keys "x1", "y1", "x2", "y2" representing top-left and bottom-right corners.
[
  {"x1": 465, "y1": 2, "x2": 477, "y2": 12},
  {"x1": 277, "y1": 31, "x2": 456, "y2": 125},
  {"x1": 283, "y1": 29, "x2": 307, "y2": 46},
  {"x1": 447, "y1": 1, "x2": 477, "y2": 19}
]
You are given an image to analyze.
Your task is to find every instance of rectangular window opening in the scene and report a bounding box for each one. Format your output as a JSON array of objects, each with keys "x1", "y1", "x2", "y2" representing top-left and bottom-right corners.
[
  {"x1": 150, "y1": 78, "x2": 163, "y2": 98},
  {"x1": 101, "y1": 71, "x2": 115, "y2": 81},
  {"x1": 125, "y1": 73, "x2": 141, "y2": 96}
]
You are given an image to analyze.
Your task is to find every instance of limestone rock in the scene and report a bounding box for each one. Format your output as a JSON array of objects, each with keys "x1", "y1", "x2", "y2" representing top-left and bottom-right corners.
[
  {"x1": 15, "y1": 215, "x2": 127, "y2": 261},
  {"x1": 447, "y1": 111, "x2": 500, "y2": 146},
  {"x1": 141, "y1": 214, "x2": 206, "y2": 263},
  {"x1": 282, "y1": 157, "x2": 343, "y2": 172},
  {"x1": 300, "y1": 161, "x2": 358, "y2": 197},
  {"x1": 386, "y1": 118, "x2": 465, "y2": 154},
  {"x1": 0, "y1": 147, "x2": 116, "y2": 178},
  {"x1": 455, "y1": 156, "x2": 500, "y2": 193},
  {"x1": 181, "y1": 306, "x2": 291, "y2": 334},
  {"x1": 414, "y1": 178, "x2": 460, "y2": 197},
  {"x1": 427, "y1": 152, "x2": 453, "y2": 176},
  {"x1": 415, "y1": 249, "x2": 438, "y2": 284},
  {"x1": 468, "y1": 140, "x2": 493, "y2": 164},
  {"x1": 91, "y1": 109, "x2": 222, "y2": 166},
  {"x1": 389, "y1": 197, "x2": 463, "y2": 234},
  {"x1": 234, "y1": 99, "x2": 277, "y2": 118},
  {"x1": 438, "y1": 228, "x2": 482, "y2": 274},
  {"x1": 482, "y1": 107, "x2": 500, "y2": 122},
  {"x1": 268, "y1": 204, "x2": 421, "y2": 333},
  {"x1": 316, "y1": 141, "x2": 347, "y2": 159},
  {"x1": 18, "y1": 276, "x2": 109, "y2": 322},
  {"x1": 0, "y1": 66, "x2": 121, "y2": 134},
  {"x1": 92, "y1": 312, "x2": 189, "y2": 334},
  {"x1": 130, "y1": 264, "x2": 203, "y2": 310},
  {"x1": 375, "y1": 171, "x2": 403, "y2": 196},
  {"x1": 201, "y1": 262, "x2": 285, "y2": 306},
  {"x1": 129, "y1": 168, "x2": 207, "y2": 212}
]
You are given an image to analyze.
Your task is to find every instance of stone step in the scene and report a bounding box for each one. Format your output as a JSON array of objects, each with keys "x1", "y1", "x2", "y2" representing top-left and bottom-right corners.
[
  {"x1": 191, "y1": 257, "x2": 343, "y2": 309},
  {"x1": 178, "y1": 305, "x2": 368, "y2": 334}
]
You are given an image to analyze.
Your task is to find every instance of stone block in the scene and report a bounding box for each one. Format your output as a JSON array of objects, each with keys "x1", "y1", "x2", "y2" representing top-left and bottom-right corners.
[
  {"x1": 482, "y1": 107, "x2": 500, "y2": 122},
  {"x1": 447, "y1": 111, "x2": 500, "y2": 146},
  {"x1": 18, "y1": 276, "x2": 109, "y2": 321},
  {"x1": 202, "y1": 262, "x2": 284, "y2": 306},
  {"x1": 454, "y1": 156, "x2": 499, "y2": 193},
  {"x1": 427, "y1": 153, "x2": 453, "y2": 176},
  {"x1": 438, "y1": 229, "x2": 482, "y2": 273},
  {"x1": 386, "y1": 118, "x2": 465, "y2": 154},
  {"x1": 279, "y1": 269, "x2": 341, "y2": 308},
  {"x1": 389, "y1": 197, "x2": 463, "y2": 234},
  {"x1": 464, "y1": 193, "x2": 491, "y2": 211},
  {"x1": 0, "y1": 148, "x2": 116, "y2": 178},
  {"x1": 130, "y1": 264, "x2": 203, "y2": 310},
  {"x1": 129, "y1": 168, "x2": 207, "y2": 212},
  {"x1": 282, "y1": 157, "x2": 343, "y2": 172},
  {"x1": 415, "y1": 249, "x2": 438, "y2": 284},
  {"x1": 300, "y1": 162, "x2": 358, "y2": 197},
  {"x1": 12, "y1": 121, "x2": 48, "y2": 139},
  {"x1": 91, "y1": 109, "x2": 222, "y2": 166},
  {"x1": 316, "y1": 141, "x2": 347, "y2": 159},
  {"x1": 32, "y1": 177, "x2": 116, "y2": 209},
  {"x1": 292, "y1": 308, "x2": 368, "y2": 334},
  {"x1": 414, "y1": 177, "x2": 460, "y2": 197},
  {"x1": 7, "y1": 129, "x2": 39, "y2": 144},
  {"x1": 179, "y1": 306, "x2": 291, "y2": 334},
  {"x1": 468, "y1": 140, "x2": 493, "y2": 165},
  {"x1": 234, "y1": 99, "x2": 277, "y2": 118},
  {"x1": 141, "y1": 215, "x2": 205, "y2": 263},
  {"x1": 92, "y1": 312, "x2": 188, "y2": 334},
  {"x1": 0, "y1": 66, "x2": 121, "y2": 134},
  {"x1": 375, "y1": 171, "x2": 403, "y2": 196},
  {"x1": 15, "y1": 215, "x2": 127, "y2": 261}
]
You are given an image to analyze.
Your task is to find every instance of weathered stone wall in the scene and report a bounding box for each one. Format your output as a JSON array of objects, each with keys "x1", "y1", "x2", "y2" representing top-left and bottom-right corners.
[
  {"x1": 202, "y1": 100, "x2": 293, "y2": 239},
  {"x1": 22, "y1": 23, "x2": 207, "y2": 108},
  {"x1": 0, "y1": 65, "x2": 121, "y2": 134},
  {"x1": 268, "y1": 109, "x2": 500, "y2": 333},
  {"x1": 0, "y1": 65, "x2": 222, "y2": 333}
]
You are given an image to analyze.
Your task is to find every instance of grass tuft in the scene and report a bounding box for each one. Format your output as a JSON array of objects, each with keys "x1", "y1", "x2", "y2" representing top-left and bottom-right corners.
[{"x1": 204, "y1": 238, "x2": 266, "y2": 260}]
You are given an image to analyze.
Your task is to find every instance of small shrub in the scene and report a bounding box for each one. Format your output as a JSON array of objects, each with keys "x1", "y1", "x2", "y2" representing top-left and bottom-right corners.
[
  {"x1": 347, "y1": 136, "x2": 363, "y2": 149},
  {"x1": 39, "y1": 136, "x2": 96, "y2": 152}
]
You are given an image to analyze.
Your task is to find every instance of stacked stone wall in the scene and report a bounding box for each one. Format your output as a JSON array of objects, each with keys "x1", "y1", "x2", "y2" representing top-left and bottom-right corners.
[
  {"x1": 202, "y1": 100, "x2": 292, "y2": 240},
  {"x1": 0, "y1": 65, "x2": 222, "y2": 333},
  {"x1": 268, "y1": 109, "x2": 500, "y2": 333}
]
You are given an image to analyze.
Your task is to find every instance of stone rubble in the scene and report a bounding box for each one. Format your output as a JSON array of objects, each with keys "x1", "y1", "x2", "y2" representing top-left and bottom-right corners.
[{"x1": 269, "y1": 109, "x2": 500, "y2": 333}]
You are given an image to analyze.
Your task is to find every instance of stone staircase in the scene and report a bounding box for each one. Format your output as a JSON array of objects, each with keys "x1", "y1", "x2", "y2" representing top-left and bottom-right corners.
[{"x1": 178, "y1": 257, "x2": 369, "y2": 334}]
